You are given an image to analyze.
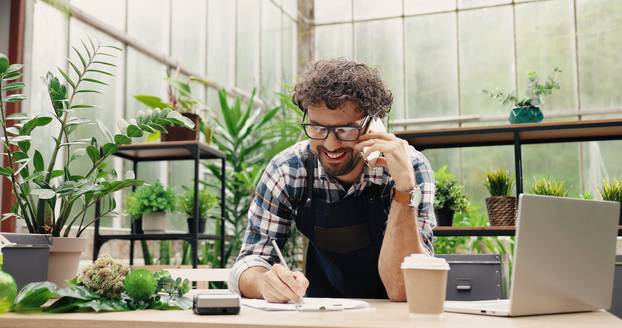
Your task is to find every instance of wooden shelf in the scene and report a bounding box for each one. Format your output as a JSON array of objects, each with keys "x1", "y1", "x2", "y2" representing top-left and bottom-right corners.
[
  {"x1": 433, "y1": 226, "x2": 622, "y2": 237},
  {"x1": 112, "y1": 140, "x2": 225, "y2": 162},
  {"x1": 396, "y1": 118, "x2": 622, "y2": 150}
]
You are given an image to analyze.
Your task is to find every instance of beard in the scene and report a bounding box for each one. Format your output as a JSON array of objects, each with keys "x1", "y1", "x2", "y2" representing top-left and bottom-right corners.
[{"x1": 316, "y1": 145, "x2": 362, "y2": 178}]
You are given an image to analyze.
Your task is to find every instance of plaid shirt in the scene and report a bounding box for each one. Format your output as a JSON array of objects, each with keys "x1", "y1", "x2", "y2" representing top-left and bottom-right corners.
[{"x1": 228, "y1": 140, "x2": 436, "y2": 294}]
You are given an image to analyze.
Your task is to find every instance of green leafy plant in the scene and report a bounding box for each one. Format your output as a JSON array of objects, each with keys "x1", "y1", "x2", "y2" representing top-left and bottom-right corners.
[
  {"x1": 134, "y1": 74, "x2": 211, "y2": 142},
  {"x1": 133, "y1": 181, "x2": 177, "y2": 214},
  {"x1": 0, "y1": 41, "x2": 193, "y2": 237},
  {"x1": 579, "y1": 192, "x2": 593, "y2": 200},
  {"x1": 434, "y1": 165, "x2": 469, "y2": 213},
  {"x1": 600, "y1": 179, "x2": 622, "y2": 203},
  {"x1": 529, "y1": 178, "x2": 568, "y2": 197},
  {"x1": 8, "y1": 258, "x2": 191, "y2": 313},
  {"x1": 484, "y1": 169, "x2": 514, "y2": 197},
  {"x1": 202, "y1": 89, "x2": 304, "y2": 267},
  {"x1": 177, "y1": 188, "x2": 219, "y2": 219},
  {"x1": 483, "y1": 67, "x2": 562, "y2": 107}
]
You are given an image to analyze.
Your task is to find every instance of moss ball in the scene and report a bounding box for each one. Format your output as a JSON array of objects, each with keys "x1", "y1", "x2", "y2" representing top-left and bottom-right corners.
[{"x1": 124, "y1": 269, "x2": 157, "y2": 302}]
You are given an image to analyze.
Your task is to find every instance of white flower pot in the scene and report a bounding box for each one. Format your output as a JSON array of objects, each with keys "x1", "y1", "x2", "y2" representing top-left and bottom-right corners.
[
  {"x1": 142, "y1": 212, "x2": 168, "y2": 234},
  {"x1": 48, "y1": 237, "x2": 88, "y2": 288}
]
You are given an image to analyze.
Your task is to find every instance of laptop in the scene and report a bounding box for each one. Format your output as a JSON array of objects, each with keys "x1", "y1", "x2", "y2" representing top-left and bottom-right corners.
[{"x1": 444, "y1": 194, "x2": 620, "y2": 316}]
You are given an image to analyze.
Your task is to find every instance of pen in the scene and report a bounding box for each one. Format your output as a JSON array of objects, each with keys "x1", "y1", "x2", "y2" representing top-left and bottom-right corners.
[{"x1": 271, "y1": 239, "x2": 304, "y2": 304}]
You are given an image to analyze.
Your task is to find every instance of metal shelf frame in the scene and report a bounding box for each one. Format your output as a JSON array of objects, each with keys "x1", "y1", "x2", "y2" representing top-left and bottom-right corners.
[{"x1": 93, "y1": 141, "x2": 226, "y2": 267}]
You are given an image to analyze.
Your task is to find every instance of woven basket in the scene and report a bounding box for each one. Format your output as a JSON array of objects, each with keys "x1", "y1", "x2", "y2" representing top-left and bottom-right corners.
[{"x1": 486, "y1": 196, "x2": 517, "y2": 226}]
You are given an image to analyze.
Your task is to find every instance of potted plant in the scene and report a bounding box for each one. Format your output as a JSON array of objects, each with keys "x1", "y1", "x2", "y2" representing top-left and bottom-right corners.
[
  {"x1": 484, "y1": 169, "x2": 516, "y2": 226},
  {"x1": 529, "y1": 178, "x2": 568, "y2": 197},
  {"x1": 134, "y1": 74, "x2": 210, "y2": 142},
  {"x1": 600, "y1": 178, "x2": 622, "y2": 225},
  {"x1": 0, "y1": 42, "x2": 193, "y2": 287},
  {"x1": 178, "y1": 188, "x2": 219, "y2": 233},
  {"x1": 133, "y1": 182, "x2": 176, "y2": 233},
  {"x1": 125, "y1": 192, "x2": 143, "y2": 234},
  {"x1": 433, "y1": 166, "x2": 469, "y2": 226},
  {"x1": 483, "y1": 67, "x2": 561, "y2": 124}
]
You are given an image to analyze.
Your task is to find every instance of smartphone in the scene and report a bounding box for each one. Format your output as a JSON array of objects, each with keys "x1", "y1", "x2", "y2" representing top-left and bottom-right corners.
[{"x1": 363, "y1": 117, "x2": 386, "y2": 167}]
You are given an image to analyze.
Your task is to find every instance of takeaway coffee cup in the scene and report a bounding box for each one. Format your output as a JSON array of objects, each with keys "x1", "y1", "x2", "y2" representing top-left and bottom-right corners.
[{"x1": 401, "y1": 254, "x2": 450, "y2": 316}]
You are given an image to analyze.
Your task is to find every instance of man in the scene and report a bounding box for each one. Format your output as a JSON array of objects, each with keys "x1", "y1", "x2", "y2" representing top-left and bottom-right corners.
[{"x1": 228, "y1": 58, "x2": 436, "y2": 302}]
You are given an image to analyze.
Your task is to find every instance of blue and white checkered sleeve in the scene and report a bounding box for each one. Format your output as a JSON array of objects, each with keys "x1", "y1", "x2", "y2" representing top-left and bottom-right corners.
[
  {"x1": 411, "y1": 147, "x2": 436, "y2": 255},
  {"x1": 228, "y1": 161, "x2": 295, "y2": 294}
]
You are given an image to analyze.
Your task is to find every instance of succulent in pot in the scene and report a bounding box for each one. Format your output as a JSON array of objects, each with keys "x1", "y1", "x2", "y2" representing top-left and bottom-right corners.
[
  {"x1": 483, "y1": 169, "x2": 516, "y2": 226},
  {"x1": 433, "y1": 166, "x2": 469, "y2": 226},
  {"x1": 600, "y1": 178, "x2": 622, "y2": 225},
  {"x1": 177, "y1": 188, "x2": 218, "y2": 233},
  {"x1": 132, "y1": 181, "x2": 177, "y2": 234}
]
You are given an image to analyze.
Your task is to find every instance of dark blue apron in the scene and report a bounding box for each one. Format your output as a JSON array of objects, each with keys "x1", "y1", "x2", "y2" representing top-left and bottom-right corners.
[{"x1": 294, "y1": 152, "x2": 393, "y2": 299}]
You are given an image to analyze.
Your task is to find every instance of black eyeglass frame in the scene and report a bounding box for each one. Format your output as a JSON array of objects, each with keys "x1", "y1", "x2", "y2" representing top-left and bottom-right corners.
[{"x1": 300, "y1": 112, "x2": 371, "y2": 141}]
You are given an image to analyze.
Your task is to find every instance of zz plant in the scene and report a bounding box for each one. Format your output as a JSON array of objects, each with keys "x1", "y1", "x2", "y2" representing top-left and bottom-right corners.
[{"x1": 0, "y1": 39, "x2": 193, "y2": 237}]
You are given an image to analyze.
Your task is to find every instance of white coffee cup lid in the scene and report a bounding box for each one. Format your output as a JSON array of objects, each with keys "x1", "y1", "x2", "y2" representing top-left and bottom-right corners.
[{"x1": 401, "y1": 254, "x2": 450, "y2": 270}]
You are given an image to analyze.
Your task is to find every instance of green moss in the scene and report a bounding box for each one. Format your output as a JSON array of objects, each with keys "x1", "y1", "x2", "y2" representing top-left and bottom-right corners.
[{"x1": 124, "y1": 269, "x2": 157, "y2": 302}]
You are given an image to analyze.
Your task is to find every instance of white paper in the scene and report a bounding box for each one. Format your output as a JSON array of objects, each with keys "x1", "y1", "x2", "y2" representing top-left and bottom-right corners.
[{"x1": 241, "y1": 297, "x2": 370, "y2": 312}]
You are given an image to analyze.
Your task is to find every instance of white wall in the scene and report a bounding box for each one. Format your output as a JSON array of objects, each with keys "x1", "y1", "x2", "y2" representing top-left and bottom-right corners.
[{"x1": 0, "y1": 0, "x2": 10, "y2": 56}]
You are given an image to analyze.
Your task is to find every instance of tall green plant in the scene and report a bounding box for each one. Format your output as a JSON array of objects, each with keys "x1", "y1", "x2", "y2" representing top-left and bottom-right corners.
[
  {"x1": 0, "y1": 41, "x2": 193, "y2": 237},
  {"x1": 484, "y1": 169, "x2": 514, "y2": 197},
  {"x1": 529, "y1": 178, "x2": 568, "y2": 197},
  {"x1": 600, "y1": 178, "x2": 622, "y2": 203},
  {"x1": 203, "y1": 89, "x2": 303, "y2": 267}
]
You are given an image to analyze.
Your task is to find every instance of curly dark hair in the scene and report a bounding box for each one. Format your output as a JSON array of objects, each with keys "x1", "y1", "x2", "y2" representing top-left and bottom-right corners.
[{"x1": 292, "y1": 58, "x2": 393, "y2": 118}]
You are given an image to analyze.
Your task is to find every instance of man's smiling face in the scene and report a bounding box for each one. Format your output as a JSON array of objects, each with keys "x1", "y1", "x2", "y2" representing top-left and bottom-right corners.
[{"x1": 306, "y1": 101, "x2": 367, "y2": 180}]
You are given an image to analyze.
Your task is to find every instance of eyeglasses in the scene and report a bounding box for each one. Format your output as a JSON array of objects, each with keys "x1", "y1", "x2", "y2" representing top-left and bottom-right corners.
[{"x1": 300, "y1": 113, "x2": 370, "y2": 141}]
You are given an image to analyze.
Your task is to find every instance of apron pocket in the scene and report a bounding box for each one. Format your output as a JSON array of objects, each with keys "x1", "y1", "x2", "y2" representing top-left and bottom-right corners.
[{"x1": 314, "y1": 223, "x2": 371, "y2": 254}]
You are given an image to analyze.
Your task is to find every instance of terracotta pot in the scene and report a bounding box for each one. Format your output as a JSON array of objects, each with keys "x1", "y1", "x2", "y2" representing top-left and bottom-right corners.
[
  {"x1": 142, "y1": 212, "x2": 168, "y2": 234},
  {"x1": 48, "y1": 237, "x2": 88, "y2": 288},
  {"x1": 161, "y1": 112, "x2": 200, "y2": 141}
]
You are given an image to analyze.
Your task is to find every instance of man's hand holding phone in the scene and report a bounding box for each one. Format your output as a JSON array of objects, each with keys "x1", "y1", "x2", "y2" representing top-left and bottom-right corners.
[{"x1": 355, "y1": 118, "x2": 416, "y2": 192}]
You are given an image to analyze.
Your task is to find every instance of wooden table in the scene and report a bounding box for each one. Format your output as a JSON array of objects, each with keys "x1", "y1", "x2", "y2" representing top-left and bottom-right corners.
[{"x1": 1, "y1": 299, "x2": 619, "y2": 328}]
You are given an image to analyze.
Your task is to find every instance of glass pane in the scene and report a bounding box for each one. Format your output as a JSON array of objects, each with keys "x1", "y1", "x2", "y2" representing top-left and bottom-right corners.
[
  {"x1": 315, "y1": 24, "x2": 353, "y2": 60},
  {"x1": 236, "y1": 0, "x2": 260, "y2": 91},
  {"x1": 458, "y1": 0, "x2": 512, "y2": 10},
  {"x1": 127, "y1": 0, "x2": 170, "y2": 51},
  {"x1": 404, "y1": 0, "x2": 456, "y2": 15},
  {"x1": 283, "y1": 0, "x2": 298, "y2": 19},
  {"x1": 282, "y1": 16, "x2": 297, "y2": 87},
  {"x1": 354, "y1": 18, "x2": 404, "y2": 119},
  {"x1": 581, "y1": 141, "x2": 622, "y2": 197},
  {"x1": 458, "y1": 6, "x2": 515, "y2": 117},
  {"x1": 404, "y1": 13, "x2": 458, "y2": 119},
  {"x1": 71, "y1": 0, "x2": 126, "y2": 27},
  {"x1": 314, "y1": 0, "x2": 352, "y2": 24},
  {"x1": 171, "y1": 0, "x2": 207, "y2": 75},
  {"x1": 523, "y1": 143, "x2": 581, "y2": 197},
  {"x1": 353, "y1": 0, "x2": 402, "y2": 20},
  {"x1": 28, "y1": 1, "x2": 68, "y2": 160},
  {"x1": 0, "y1": 1, "x2": 9, "y2": 55},
  {"x1": 515, "y1": 0, "x2": 577, "y2": 113},
  {"x1": 576, "y1": 0, "x2": 622, "y2": 111},
  {"x1": 207, "y1": 0, "x2": 235, "y2": 109},
  {"x1": 261, "y1": 1, "x2": 282, "y2": 103},
  {"x1": 422, "y1": 148, "x2": 461, "y2": 179}
]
